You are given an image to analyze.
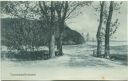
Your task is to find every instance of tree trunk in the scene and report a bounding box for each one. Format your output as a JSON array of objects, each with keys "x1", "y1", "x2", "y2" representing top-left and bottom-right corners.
[
  {"x1": 56, "y1": 2, "x2": 68, "y2": 56},
  {"x1": 49, "y1": 33, "x2": 55, "y2": 57},
  {"x1": 57, "y1": 32, "x2": 63, "y2": 56},
  {"x1": 104, "y1": 1, "x2": 114, "y2": 58},
  {"x1": 56, "y1": 16, "x2": 64, "y2": 56},
  {"x1": 96, "y1": 38, "x2": 102, "y2": 57},
  {"x1": 49, "y1": 2, "x2": 56, "y2": 57},
  {"x1": 96, "y1": 1, "x2": 105, "y2": 57},
  {"x1": 56, "y1": 19, "x2": 64, "y2": 56}
]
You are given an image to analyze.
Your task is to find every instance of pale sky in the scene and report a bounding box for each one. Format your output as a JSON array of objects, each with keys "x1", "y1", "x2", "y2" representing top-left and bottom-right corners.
[{"x1": 67, "y1": 2, "x2": 127, "y2": 41}]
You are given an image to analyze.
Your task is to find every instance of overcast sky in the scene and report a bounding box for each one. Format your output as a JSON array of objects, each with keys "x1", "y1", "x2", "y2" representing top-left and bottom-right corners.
[{"x1": 66, "y1": 2, "x2": 127, "y2": 41}]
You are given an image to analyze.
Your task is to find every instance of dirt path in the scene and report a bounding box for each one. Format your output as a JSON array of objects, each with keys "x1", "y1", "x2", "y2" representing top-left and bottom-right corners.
[{"x1": 61, "y1": 44, "x2": 125, "y2": 68}]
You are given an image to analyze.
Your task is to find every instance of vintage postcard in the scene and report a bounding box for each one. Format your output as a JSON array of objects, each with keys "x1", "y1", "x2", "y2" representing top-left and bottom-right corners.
[{"x1": 0, "y1": 0, "x2": 128, "y2": 80}]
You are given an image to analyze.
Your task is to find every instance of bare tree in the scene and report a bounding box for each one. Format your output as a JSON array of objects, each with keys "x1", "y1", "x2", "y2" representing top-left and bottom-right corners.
[
  {"x1": 96, "y1": 1, "x2": 105, "y2": 57},
  {"x1": 39, "y1": 1, "x2": 57, "y2": 57},
  {"x1": 100, "y1": 1, "x2": 121, "y2": 58},
  {"x1": 53, "y1": 1, "x2": 68, "y2": 56},
  {"x1": 92, "y1": 1, "x2": 121, "y2": 58},
  {"x1": 54, "y1": 1, "x2": 91, "y2": 56},
  {"x1": 104, "y1": 1, "x2": 114, "y2": 58}
]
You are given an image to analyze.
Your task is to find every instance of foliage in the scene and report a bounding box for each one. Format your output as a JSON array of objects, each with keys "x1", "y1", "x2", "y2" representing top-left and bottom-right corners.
[
  {"x1": 1, "y1": 18, "x2": 49, "y2": 51},
  {"x1": 1, "y1": 18, "x2": 85, "y2": 51}
]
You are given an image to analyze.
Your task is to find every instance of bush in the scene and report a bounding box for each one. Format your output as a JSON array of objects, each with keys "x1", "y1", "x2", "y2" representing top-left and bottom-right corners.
[
  {"x1": 2, "y1": 50, "x2": 51, "y2": 61},
  {"x1": 109, "y1": 54, "x2": 127, "y2": 61}
]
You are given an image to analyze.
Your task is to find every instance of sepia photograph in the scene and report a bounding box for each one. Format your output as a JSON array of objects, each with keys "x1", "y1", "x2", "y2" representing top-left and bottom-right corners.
[{"x1": 0, "y1": 1, "x2": 128, "y2": 80}]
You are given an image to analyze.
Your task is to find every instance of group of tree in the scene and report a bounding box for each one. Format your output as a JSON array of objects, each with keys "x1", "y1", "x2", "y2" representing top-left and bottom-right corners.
[
  {"x1": 1, "y1": 1, "x2": 91, "y2": 58},
  {"x1": 95, "y1": 1, "x2": 122, "y2": 58}
]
